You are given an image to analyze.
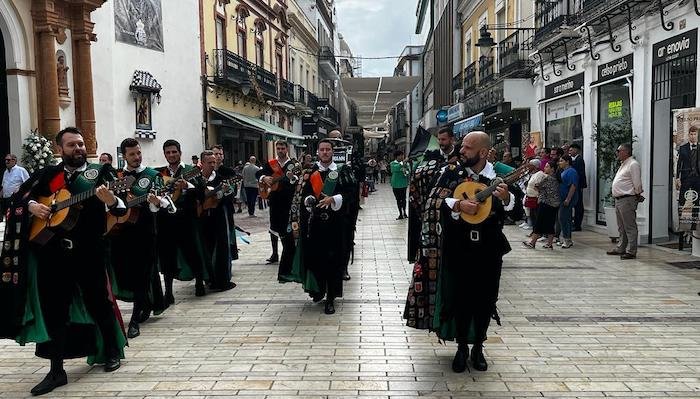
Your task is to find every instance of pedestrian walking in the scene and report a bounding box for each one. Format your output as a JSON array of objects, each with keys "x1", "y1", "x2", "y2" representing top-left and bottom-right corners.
[
  {"x1": 390, "y1": 150, "x2": 409, "y2": 219},
  {"x1": 557, "y1": 155, "x2": 578, "y2": 248},
  {"x1": 242, "y1": 156, "x2": 261, "y2": 217},
  {"x1": 607, "y1": 143, "x2": 643, "y2": 259},
  {"x1": 569, "y1": 143, "x2": 587, "y2": 231},
  {"x1": 523, "y1": 160, "x2": 560, "y2": 249}
]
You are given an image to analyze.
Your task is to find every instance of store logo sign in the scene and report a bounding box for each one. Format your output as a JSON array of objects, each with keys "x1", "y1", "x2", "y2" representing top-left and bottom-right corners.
[
  {"x1": 544, "y1": 73, "x2": 584, "y2": 100},
  {"x1": 598, "y1": 54, "x2": 633, "y2": 83},
  {"x1": 653, "y1": 28, "x2": 697, "y2": 66}
]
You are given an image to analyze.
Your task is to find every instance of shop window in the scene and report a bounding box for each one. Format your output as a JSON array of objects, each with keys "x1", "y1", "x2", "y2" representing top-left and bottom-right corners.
[
  {"x1": 545, "y1": 96, "x2": 583, "y2": 149},
  {"x1": 596, "y1": 81, "x2": 632, "y2": 223}
]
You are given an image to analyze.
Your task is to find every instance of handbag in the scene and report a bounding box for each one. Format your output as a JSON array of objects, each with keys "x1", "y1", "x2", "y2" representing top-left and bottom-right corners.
[{"x1": 524, "y1": 196, "x2": 538, "y2": 209}]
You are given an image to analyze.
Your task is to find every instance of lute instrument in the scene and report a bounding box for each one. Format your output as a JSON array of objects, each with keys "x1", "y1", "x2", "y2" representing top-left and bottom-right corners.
[
  {"x1": 105, "y1": 167, "x2": 202, "y2": 234},
  {"x1": 197, "y1": 176, "x2": 242, "y2": 216},
  {"x1": 452, "y1": 162, "x2": 530, "y2": 224},
  {"x1": 162, "y1": 166, "x2": 202, "y2": 202},
  {"x1": 258, "y1": 162, "x2": 300, "y2": 199},
  {"x1": 29, "y1": 176, "x2": 134, "y2": 245}
]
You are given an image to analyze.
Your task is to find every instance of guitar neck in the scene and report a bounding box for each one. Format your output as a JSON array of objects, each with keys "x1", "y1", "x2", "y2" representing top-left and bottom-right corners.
[{"x1": 55, "y1": 187, "x2": 98, "y2": 211}]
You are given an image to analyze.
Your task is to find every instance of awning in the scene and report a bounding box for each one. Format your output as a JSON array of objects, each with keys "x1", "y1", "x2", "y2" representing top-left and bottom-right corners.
[
  {"x1": 210, "y1": 107, "x2": 304, "y2": 142},
  {"x1": 453, "y1": 112, "x2": 484, "y2": 138}
]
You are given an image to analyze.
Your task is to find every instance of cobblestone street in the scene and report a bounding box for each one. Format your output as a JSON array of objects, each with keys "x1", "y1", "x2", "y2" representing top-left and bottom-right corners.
[{"x1": 1, "y1": 184, "x2": 699, "y2": 398}]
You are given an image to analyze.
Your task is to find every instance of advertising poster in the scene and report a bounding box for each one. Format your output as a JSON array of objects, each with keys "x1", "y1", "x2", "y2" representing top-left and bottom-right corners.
[
  {"x1": 673, "y1": 107, "x2": 700, "y2": 230},
  {"x1": 114, "y1": 0, "x2": 164, "y2": 52}
]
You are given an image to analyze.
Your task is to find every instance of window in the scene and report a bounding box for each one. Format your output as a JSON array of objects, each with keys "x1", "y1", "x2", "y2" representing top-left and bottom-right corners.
[
  {"x1": 306, "y1": 70, "x2": 310, "y2": 91},
  {"x1": 236, "y1": 12, "x2": 247, "y2": 58},
  {"x1": 465, "y1": 28, "x2": 473, "y2": 66},
  {"x1": 215, "y1": 16, "x2": 226, "y2": 50},
  {"x1": 300, "y1": 65, "x2": 304, "y2": 87},
  {"x1": 276, "y1": 45, "x2": 284, "y2": 79},
  {"x1": 255, "y1": 38, "x2": 264, "y2": 67},
  {"x1": 311, "y1": 74, "x2": 315, "y2": 93},
  {"x1": 291, "y1": 57, "x2": 296, "y2": 82}
]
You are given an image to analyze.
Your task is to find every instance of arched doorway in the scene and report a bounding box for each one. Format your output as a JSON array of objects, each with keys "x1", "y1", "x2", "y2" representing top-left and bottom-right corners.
[{"x1": 0, "y1": 27, "x2": 9, "y2": 158}]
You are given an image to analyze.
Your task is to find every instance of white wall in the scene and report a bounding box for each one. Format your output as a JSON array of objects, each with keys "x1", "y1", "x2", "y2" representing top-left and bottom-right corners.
[{"x1": 91, "y1": 0, "x2": 203, "y2": 167}]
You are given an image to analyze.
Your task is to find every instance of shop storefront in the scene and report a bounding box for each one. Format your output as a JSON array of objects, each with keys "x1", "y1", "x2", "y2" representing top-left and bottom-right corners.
[
  {"x1": 539, "y1": 73, "x2": 585, "y2": 151},
  {"x1": 590, "y1": 54, "x2": 634, "y2": 224},
  {"x1": 649, "y1": 28, "x2": 698, "y2": 242}
]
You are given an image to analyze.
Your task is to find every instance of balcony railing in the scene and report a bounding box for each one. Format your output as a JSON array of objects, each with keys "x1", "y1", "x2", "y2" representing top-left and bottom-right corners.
[
  {"x1": 307, "y1": 92, "x2": 318, "y2": 111},
  {"x1": 317, "y1": 98, "x2": 339, "y2": 124},
  {"x1": 479, "y1": 56, "x2": 495, "y2": 84},
  {"x1": 452, "y1": 71, "x2": 463, "y2": 92},
  {"x1": 319, "y1": 46, "x2": 336, "y2": 66},
  {"x1": 214, "y1": 49, "x2": 253, "y2": 87},
  {"x1": 294, "y1": 84, "x2": 306, "y2": 105},
  {"x1": 255, "y1": 65, "x2": 278, "y2": 99},
  {"x1": 464, "y1": 61, "x2": 477, "y2": 93},
  {"x1": 498, "y1": 31, "x2": 535, "y2": 77},
  {"x1": 279, "y1": 78, "x2": 294, "y2": 103},
  {"x1": 533, "y1": 0, "x2": 581, "y2": 43}
]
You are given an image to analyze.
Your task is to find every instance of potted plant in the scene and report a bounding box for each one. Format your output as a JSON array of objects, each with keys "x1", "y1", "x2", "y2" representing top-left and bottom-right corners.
[{"x1": 591, "y1": 116, "x2": 634, "y2": 242}]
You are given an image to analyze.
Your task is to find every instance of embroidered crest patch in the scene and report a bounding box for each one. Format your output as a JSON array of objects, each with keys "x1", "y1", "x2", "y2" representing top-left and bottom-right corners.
[
  {"x1": 84, "y1": 169, "x2": 99, "y2": 180},
  {"x1": 138, "y1": 177, "x2": 151, "y2": 189}
]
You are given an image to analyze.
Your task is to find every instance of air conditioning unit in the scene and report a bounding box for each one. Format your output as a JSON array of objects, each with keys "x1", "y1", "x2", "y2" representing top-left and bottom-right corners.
[{"x1": 453, "y1": 89, "x2": 464, "y2": 104}]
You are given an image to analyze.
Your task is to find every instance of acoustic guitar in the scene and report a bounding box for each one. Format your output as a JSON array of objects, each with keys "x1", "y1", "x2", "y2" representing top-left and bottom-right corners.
[
  {"x1": 452, "y1": 163, "x2": 530, "y2": 224},
  {"x1": 197, "y1": 177, "x2": 242, "y2": 217},
  {"x1": 29, "y1": 176, "x2": 134, "y2": 245},
  {"x1": 258, "y1": 163, "x2": 301, "y2": 200},
  {"x1": 162, "y1": 166, "x2": 202, "y2": 202},
  {"x1": 105, "y1": 167, "x2": 202, "y2": 234}
]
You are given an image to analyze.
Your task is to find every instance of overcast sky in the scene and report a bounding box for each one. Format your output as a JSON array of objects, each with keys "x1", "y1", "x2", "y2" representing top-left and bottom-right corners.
[{"x1": 335, "y1": 0, "x2": 427, "y2": 77}]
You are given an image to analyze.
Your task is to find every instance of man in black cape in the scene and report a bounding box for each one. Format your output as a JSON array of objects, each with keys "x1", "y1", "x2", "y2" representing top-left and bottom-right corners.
[{"x1": 404, "y1": 131, "x2": 512, "y2": 373}]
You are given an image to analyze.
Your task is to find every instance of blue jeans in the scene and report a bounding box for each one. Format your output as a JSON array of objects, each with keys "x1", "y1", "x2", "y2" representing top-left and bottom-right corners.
[
  {"x1": 244, "y1": 187, "x2": 258, "y2": 215},
  {"x1": 559, "y1": 204, "x2": 573, "y2": 240}
]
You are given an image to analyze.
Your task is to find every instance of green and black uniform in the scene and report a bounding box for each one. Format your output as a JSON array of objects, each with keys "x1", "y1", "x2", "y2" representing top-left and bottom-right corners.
[
  {"x1": 109, "y1": 166, "x2": 167, "y2": 327},
  {"x1": 155, "y1": 163, "x2": 209, "y2": 297},
  {"x1": 0, "y1": 163, "x2": 127, "y2": 365}
]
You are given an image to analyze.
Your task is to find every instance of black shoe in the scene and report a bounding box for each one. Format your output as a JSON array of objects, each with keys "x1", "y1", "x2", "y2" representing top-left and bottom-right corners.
[
  {"x1": 104, "y1": 357, "x2": 121, "y2": 372},
  {"x1": 470, "y1": 345, "x2": 487, "y2": 371},
  {"x1": 606, "y1": 249, "x2": 624, "y2": 255},
  {"x1": 396, "y1": 215, "x2": 403, "y2": 220},
  {"x1": 127, "y1": 322, "x2": 140, "y2": 339},
  {"x1": 31, "y1": 370, "x2": 67, "y2": 396},
  {"x1": 620, "y1": 253, "x2": 636, "y2": 260},
  {"x1": 164, "y1": 293, "x2": 175, "y2": 306},
  {"x1": 195, "y1": 283, "x2": 206, "y2": 297},
  {"x1": 451, "y1": 347, "x2": 468, "y2": 373},
  {"x1": 266, "y1": 255, "x2": 279, "y2": 264},
  {"x1": 136, "y1": 308, "x2": 151, "y2": 324},
  {"x1": 324, "y1": 300, "x2": 335, "y2": 315},
  {"x1": 311, "y1": 293, "x2": 324, "y2": 303},
  {"x1": 343, "y1": 272, "x2": 351, "y2": 281},
  {"x1": 218, "y1": 282, "x2": 236, "y2": 291},
  {"x1": 573, "y1": 227, "x2": 582, "y2": 232}
]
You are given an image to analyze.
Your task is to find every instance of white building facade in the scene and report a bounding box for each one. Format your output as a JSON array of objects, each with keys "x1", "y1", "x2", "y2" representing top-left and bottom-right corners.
[
  {"x1": 531, "y1": 0, "x2": 699, "y2": 243},
  {"x1": 91, "y1": 0, "x2": 204, "y2": 167}
]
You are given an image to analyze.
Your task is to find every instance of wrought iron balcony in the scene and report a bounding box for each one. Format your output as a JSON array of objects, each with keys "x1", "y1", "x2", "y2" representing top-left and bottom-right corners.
[
  {"x1": 463, "y1": 61, "x2": 477, "y2": 93},
  {"x1": 307, "y1": 92, "x2": 319, "y2": 111},
  {"x1": 498, "y1": 32, "x2": 535, "y2": 78},
  {"x1": 533, "y1": 0, "x2": 580, "y2": 43},
  {"x1": 319, "y1": 46, "x2": 339, "y2": 80},
  {"x1": 452, "y1": 71, "x2": 463, "y2": 92},
  {"x1": 254, "y1": 65, "x2": 278, "y2": 99},
  {"x1": 479, "y1": 56, "x2": 495, "y2": 84},
  {"x1": 317, "y1": 98, "x2": 340, "y2": 125},
  {"x1": 279, "y1": 78, "x2": 294, "y2": 103},
  {"x1": 294, "y1": 84, "x2": 307, "y2": 105},
  {"x1": 213, "y1": 49, "x2": 253, "y2": 87}
]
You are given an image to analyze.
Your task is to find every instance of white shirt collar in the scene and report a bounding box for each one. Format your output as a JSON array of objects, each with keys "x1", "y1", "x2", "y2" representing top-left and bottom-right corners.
[
  {"x1": 277, "y1": 157, "x2": 290, "y2": 166},
  {"x1": 205, "y1": 170, "x2": 217, "y2": 182},
  {"x1": 465, "y1": 162, "x2": 496, "y2": 180},
  {"x1": 65, "y1": 163, "x2": 88, "y2": 173},
  {"x1": 317, "y1": 161, "x2": 337, "y2": 171},
  {"x1": 168, "y1": 162, "x2": 185, "y2": 174},
  {"x1": 125, "y1": 164, "x2": 147, "y2": 173}
]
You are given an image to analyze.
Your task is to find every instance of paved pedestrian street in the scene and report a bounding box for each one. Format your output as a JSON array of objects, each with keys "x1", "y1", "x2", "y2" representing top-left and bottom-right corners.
[{"x1": 1, "y1": 186, "x2": 699, "y2": 399}]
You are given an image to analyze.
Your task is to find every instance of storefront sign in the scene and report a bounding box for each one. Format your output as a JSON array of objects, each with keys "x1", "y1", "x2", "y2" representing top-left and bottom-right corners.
[
  {"x1": 653, "y1": 28, "x2": 697, "y2": 66},
  {"x1": 544, "y1": 73, "x2": 584, "y2": 100},
  {"x1": 447, "y1": 103, "x2": 465, "y2": 123},
  {"x1": 597, "y1": 54, "x2": 633, "y2": 83},
  {"x1": 464, "y1": 81, "x2": 504, "y2": 117},
  {"x1": 453, "y1": 113, "x2": 483, "y2": 138}
]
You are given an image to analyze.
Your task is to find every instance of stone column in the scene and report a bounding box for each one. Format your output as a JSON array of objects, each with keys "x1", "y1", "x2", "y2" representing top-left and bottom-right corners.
[
  {"x1": 31, "y1": 8, "x2": 61, "y2": 139},
  {"x1": 71, "y1": 7, "x2": 98, "y2": 157}
]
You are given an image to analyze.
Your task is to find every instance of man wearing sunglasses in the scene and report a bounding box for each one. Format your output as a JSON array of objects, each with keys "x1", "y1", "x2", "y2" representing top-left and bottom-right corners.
[{"x1": 0, "y1": 154, "x2": 29, "y2": 222}]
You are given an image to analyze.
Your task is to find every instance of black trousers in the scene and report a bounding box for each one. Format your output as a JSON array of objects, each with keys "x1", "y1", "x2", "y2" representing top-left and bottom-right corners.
[
  {"x1": 36, "y1": 240, "x2": 118, "y2": 360},
  {"x1": 201, "y1": 208, "x2": 233, "y2": 288},
  {"x1": 278, "y1": 233, "x2": 296, "y2": 277},
  {"x1": 392, "y1": 187, "x2": 407, "y2": 213},
  {"x1": 244, "y1": 187, "x2": 258, "y2": 215},
  {"x1": 574, "y1": 189, "x2": 584, "y2": 229},
  {"x1": 110, "y1": 228, "x2": 157, "y2": 322}
]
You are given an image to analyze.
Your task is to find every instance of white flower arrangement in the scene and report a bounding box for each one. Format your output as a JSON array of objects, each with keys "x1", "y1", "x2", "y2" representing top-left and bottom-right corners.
[{"x1": 21, "y1": 130, "x2": 57, "y2": 173}]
